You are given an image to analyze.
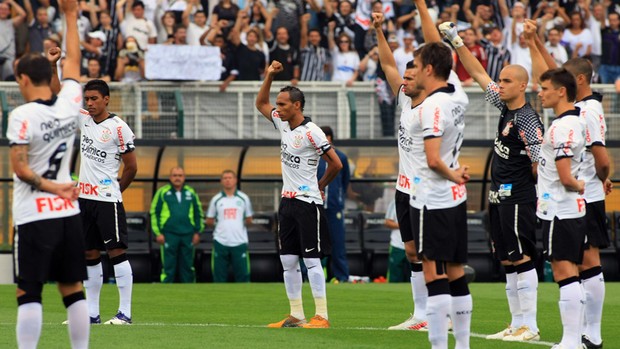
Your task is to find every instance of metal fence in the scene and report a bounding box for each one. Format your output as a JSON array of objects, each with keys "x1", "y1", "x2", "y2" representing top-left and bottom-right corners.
[{"x1": 2, "y1": 81, "x2": 620, "y2": 140}]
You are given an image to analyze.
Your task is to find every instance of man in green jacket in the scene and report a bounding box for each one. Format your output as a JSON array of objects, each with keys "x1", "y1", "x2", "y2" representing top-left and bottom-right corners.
[{"x1": 150, "y1": 167, "x2": 205, "y2": 283}]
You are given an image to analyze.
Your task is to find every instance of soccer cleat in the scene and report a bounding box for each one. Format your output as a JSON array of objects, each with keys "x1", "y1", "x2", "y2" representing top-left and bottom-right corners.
[
  {"x1": 388, "y1": 314, "x2": 427, "y2": 331},
  {"x1": 103, "y1": 311, "x2": 132, "y2": 325},
  {"x1": 301, "y1": 315, "x2": 330, "y2": 328},
  {"x1": 582, "y1": 335, "x2": 603, "y2": 348},
  {"x1": 267, "y1": 315, "x2": 306, "y2": 328},
  {"x1": 503, "y1": 325, "x2": 540, "y2": 341},
  {"x1": 486, "y1": 326, "x2": 514, "y2": 340},
  {"x1": 62, "y1": 315, "x2": 101, "y2": 325}
]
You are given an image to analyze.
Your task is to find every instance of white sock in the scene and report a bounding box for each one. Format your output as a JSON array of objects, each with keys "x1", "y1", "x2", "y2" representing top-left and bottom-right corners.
[
  {"x1": 582, "y1": 270, "x2": 605, "y2": 344},
  {"x1": 114, "y1": 260, "x2": 133, "y2": 318},
  {"x1": 412, "y1": 271, "x2": 428, "y2": 321},
  {"x1": 505, "y1": 272, "x2": 523, "y2": 329},
  {"x1": 426, "y1": 293, "x2": 450, "y2": 349},
  {"x1": 451, "y1": 294, "x2": 472, "y2": 349},
  {"x1": 280, "y1": 255, "x2": 304, "y2": 320},
  {"x1": 16, "y1": 302, "x2": 42, "y2": 349},
  {"x1": 559, "y1": 279, "x2": 585, "y2": 348},
  {"x1": 84, "y1": 262, "x2": 103, "y2": 318},
  {"x1": 67, "y1": 299, "x2": 90, "y2": 349},
  {"x1": 304, "y1": 257, "x2": 328, "y2": 319},
  {"x1": 517, "y1": 268, "x2": 539, "y2": 332}
]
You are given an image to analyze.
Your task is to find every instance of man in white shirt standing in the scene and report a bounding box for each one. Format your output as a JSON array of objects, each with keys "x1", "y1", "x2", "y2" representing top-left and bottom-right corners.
[
  {"x1": 118, "y1": 0, "x2": 157, "y2": 50},
  {"x1": 7, "y1": 0, "x2": 89, "y2": 347},
  {"x1": 206, "y1": 170, "x2": 254, "y2": 282},
  {"x1": 256, "y1": 60, "x2": 343, "y2": 329}
]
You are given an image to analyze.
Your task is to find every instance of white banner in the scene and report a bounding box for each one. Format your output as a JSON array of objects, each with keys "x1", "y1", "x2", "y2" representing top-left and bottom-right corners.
[{"x1": 145, "y1": 45, "x2": 222, "y2": 81}]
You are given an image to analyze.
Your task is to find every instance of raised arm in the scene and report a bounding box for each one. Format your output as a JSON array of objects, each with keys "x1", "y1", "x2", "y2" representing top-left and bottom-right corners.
[
  {"x1": 439, "y1": 22, "x2": 492, "y2": 90},
  {"x1": 23, "y1": 0, "x2": 33, "y2": 24},
  {"x1": 61, "y1": 0, "x2": 81, "y2": 81},
  {"x1": 414, "y1": 0, "x2": 442, "y2": 43},
  {"x1": 373, "y1": 12, "x2": 402, "y2": 96},
  {"x1": 497, "y1": 0, "x2": 509, "y2": 19},
  {"x1": 462, "y1": 0, "x2": 475, "y2": 22},
  {"x1": 182, "y1": 0, "x2": 195, "y2": 27},
  {"x1": 255, "y1": 61, "x2": 283, "y2": 121},
  {"x1": 300, "y1": 12, "x2": 310, "y2": 48},
  {"x1": 8, "y1": 0, "x2": 26, "y2": 26},
  {"x1": 47, "y1": 47, "x2": 62, "y2": 94},
  {"x1": 327, "y1": 20, "x2": 336, "y2": 50},
  {"x1": 524, "y1": 19, "x2": 551, "y2": 83},
  {"x1": 116, "y1": 0, "x2": 127, "y2": 23}
]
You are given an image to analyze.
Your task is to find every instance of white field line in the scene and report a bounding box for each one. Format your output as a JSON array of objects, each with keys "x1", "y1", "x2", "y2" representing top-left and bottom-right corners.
[{"x1": 0, "y1": 322, "x2": 557, "y2": 347}]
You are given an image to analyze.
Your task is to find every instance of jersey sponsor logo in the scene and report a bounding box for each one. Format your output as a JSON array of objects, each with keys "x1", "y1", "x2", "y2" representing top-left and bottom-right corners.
[
  {"x1": 100, "y1": 128, "x2": 112, "y2": 143},
  {"x1": 281, "y1": 143, "x2": 301, "y2": 169},
  {"x1": 306, "y1": 131, "x2": 319, "y2": 152},
  {"x1": 223, "y1": 208, "x2": 238, "y2": 220},
  {"x1": 292, "y1": 134, "x2": 303, "y2": 149},
  {"x1": 502, "y1": 120, "x2": 513, "y2": 136},
  {"x1": 494, "y1": 138, "x2": 510, "y2": 159},
  {"x1": 41, "y1": 119, "x2": 78, "y2": 143},
  {"x1": 35, "y1": 196, "x2": 76, "y2": 213},
  {"x1": 81, "y1": 134, "x2": 108, "y2": 163},
  {"x1": 79, "y1": 182, "x2": 99, "y2": 196},
  {"x1": 282, "y1": 190, "x2": 297, "y2": 198},
  {"x1": 398, "y1": 124, "x2": 413, "y2": 152},
  {"x1": 273, "y1": 110, "x2": 281, "y2": 119},
  {"x1": 307, "y1": 159, "x2": 318, "y2": 166},
  {"x1": 577, "y1": 198, "x2": 586, "y2": 213},
  {"x1": 451, "y1": 183, "x2": 466, "y2": 201},
  {"x1": 305, "y1": 247, "x2": 315, "y2": 252},
  {"x1": 398, "y1": 174, "x2": 411, "y2": 189},
  {"x1": 433, "y1": 107, "x2": 441, "y2": 133},
  {"x1": 18, "y1": 120, "x2": 29, "y2": 140},
  {"x1": 117, "y1": 126, "x2": 126, "y2": 151}
]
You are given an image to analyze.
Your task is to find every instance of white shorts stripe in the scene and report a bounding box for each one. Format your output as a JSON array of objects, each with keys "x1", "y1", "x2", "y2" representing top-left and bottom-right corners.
[
  {"x1": 514, "y1": 204, "x2": 523, "y2": 254},
  {"x1": 13, "y1": 226, "x2": 19, "y2": 278},
  {"x1": 418, "y1": 207, "x2": 424, "y2": 254},
  {"x1": 316, "y1": 206, "x2": 321, "y2": 253},
  {"x1": 114, "y1": 203, "x2": 120, "y2": 242},
  {"x1": 548, "y1": 219, "x2": 554, "y2": 256}
]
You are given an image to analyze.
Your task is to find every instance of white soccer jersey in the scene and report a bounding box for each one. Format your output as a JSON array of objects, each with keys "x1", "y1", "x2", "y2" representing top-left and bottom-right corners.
[
  {"x1": 395, "y1": 87, "x2": 421, "y2": 194},
  {"x1": 207, "y1": 190, "x2": 253, "y2": 247},
  {"x1": 78, "y1": 111, "x2": 135, "y2": 202},
  {"x1": 385, "y1": 200, "x2": 405, "y2": 249},
  {"x1": 7, "y1": 79, "x2": 82, "y2": 225},
  {"x1": 575, "y1": 94, "x2": 606, "y2": 203},
  {"x1": 537, "y1": 110, "x2": 586, "y2": 221},
  {"x1": 409, "y1": 71, "x2": 469, "y2": 210},
  {"x1": 271, "y1": 110, "x2": 331, "y2": 205}
]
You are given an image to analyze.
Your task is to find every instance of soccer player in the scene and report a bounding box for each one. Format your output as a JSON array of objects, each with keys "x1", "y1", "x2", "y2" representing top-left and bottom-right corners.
[
  {"x1": 395, "y1": 20, "x2": 471, "y2": 349},
  {"x1": 373, "y1": 0, "x2": 441, "y2": 331},
  {"x1": 524, "y1": 20, "x2": 611, "y2": 348},
  {"x1": 7, "y1": 0, "x2": 90, "y2": 347},
  {"x1": 440, "y1": 20, "x2": 543, "y2": 342},
  {"x1": 76, "y1": 78, "x2": 137, "y2": 325},
  {"x1": 255, "y1": 60, "x2": 343, "y2": 329},
  {"x1": 537, "y1": 68, "x2": 587, "y2": 349},
  {"x1": 206, "y1": 170, "x2": 253, "y2": 283}
]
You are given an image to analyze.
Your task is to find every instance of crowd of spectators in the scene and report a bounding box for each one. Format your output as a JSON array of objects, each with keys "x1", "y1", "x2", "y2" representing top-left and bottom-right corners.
[{"x1": 1, "y1": 0, "x2": 619, "y2": 91}]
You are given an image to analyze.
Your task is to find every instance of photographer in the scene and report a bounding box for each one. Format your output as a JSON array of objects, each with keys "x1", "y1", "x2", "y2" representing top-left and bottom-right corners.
[{"x1": 114, "y1": 36, "x2": 144, "y2": 82}]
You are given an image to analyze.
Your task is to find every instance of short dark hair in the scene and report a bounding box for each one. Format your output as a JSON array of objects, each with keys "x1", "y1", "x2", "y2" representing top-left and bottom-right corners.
[
  {"x1": 405, "y1": 60, "x2": 414, "y2": 70},
  {"x1": 132, "y1": 1, "x2": 145, "y2": 9},
  {"x1": 563, "y1": 57, "x2": 593, "y2": 84},
  {"x1": 539, "y1": 68, "x2": 577, "y2": 102},
  {"x1": 413, "y1": 42, "x2": 452, "y2": 81},
  {"x1": 84, "y1": 79, "x2": 110, "y2": 97},
  {"x1": 308, "y1": 28, "x2": 322, "y2": 36},
  {"x1": 16, "y1": 53, "x2": 52, "y2": 86},
  {"x1": 280, "y1": 86, "x2": 306, "y2": 111},
  {"x1": 320, "y1": 126, "x2": 334, "y2": 139}
]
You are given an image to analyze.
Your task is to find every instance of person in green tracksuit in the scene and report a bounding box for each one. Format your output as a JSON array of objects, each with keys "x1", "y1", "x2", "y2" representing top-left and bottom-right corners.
[{"x1": 150, "y1": 167, "x2": 205, "y2": 283}]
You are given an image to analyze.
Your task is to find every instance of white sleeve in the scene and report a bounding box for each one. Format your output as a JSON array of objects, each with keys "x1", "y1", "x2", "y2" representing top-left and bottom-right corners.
[
  {"x1": 116, "y1": 120, "x2": 136, "y2": 153},
  {"x1": 206, "y1": 197, "x2": 217, "y2": 218},
  {"x1": 244, "y1": 194, "x2": 253, "y2": 218},
  {"x1": 582, "y1": 107, "x2": 606, "y2": 147},
  {"x1": 420, "y1": 99, "x2": 446, "y2": 139},
  {"x1": 307, "y1": 126, "x2": 332, "y2": 156},
  {"x1": 552, "y1": 121, "x2": 580, "y2": 160},
  {"x1": 6, "y1": 108, "x2": 32, "y2": 146},
  {"x1": 58, "y1": 79, "x2": 84, "y2": 113}
]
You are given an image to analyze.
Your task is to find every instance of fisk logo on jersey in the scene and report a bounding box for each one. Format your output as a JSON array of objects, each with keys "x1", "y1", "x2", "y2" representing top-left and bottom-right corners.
[
  {"x1": 79, "y1": 182, "x2": 99, "y2": 196},
  {"x1": 451, "y1": 184, "x2": 466, "y2": 201},
  {"x1": 398, "y1": 174, "x2": 411, "y2": 189},
  {"x1": 35, "y1": 196, "x2": 76, "y2": 213}
]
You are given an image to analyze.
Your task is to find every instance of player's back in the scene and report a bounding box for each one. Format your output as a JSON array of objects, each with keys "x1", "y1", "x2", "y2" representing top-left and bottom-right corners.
[{"x1": 7, "y1": 80, "x2": 82, "y2": 224}]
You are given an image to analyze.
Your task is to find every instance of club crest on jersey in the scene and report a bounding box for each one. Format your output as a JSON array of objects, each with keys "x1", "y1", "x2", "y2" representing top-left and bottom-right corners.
[
  {"x1": 100, "y1": 128, "x2": 112, "y2": 143},
  {"x1": 502, "y1": 121, "x2": 513, "y2": 136},
  {"x1": 292, "y1": 134, "x2": 303, "y2": 148}
]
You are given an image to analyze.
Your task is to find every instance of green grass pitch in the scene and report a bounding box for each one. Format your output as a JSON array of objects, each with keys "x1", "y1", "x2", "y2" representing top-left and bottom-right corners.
[{"x1": 0, "y1": 282, "x2": 617, "y2": 348}]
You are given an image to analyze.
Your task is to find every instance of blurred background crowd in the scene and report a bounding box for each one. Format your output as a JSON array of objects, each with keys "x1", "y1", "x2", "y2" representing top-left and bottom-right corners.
[{"x1": 0, "y1": 0, "x2": 619, "y2": 88}]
